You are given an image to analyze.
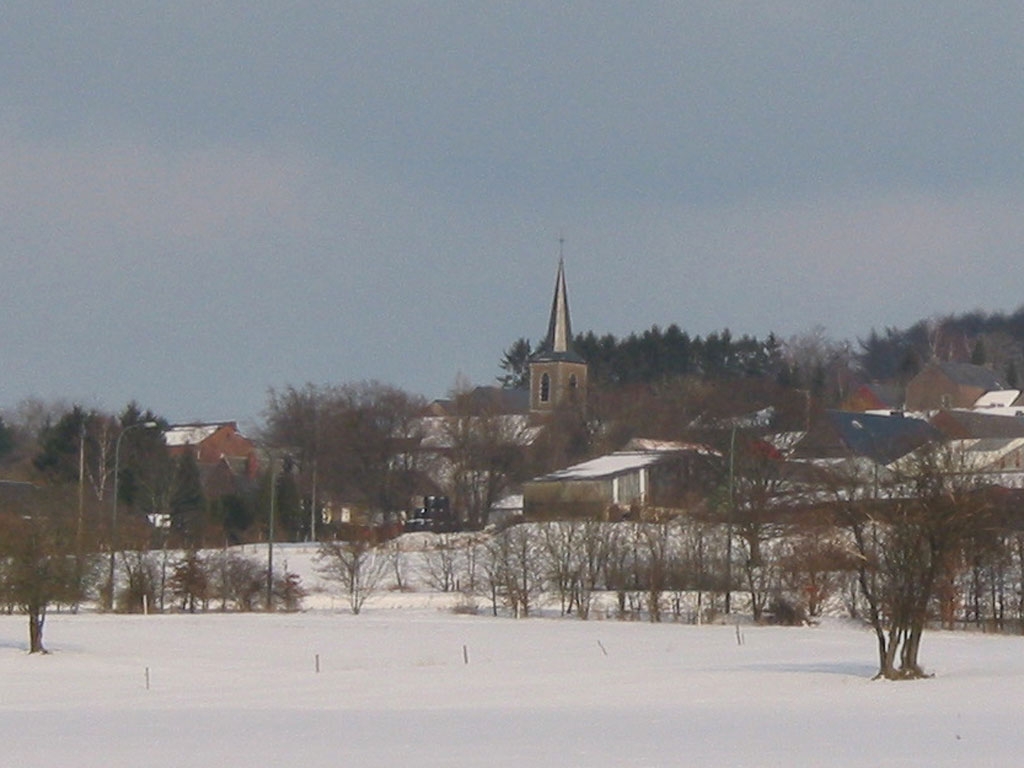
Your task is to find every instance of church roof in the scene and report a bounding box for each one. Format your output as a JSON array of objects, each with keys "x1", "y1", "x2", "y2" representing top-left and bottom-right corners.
[{"x1": 530, "y1": 257, "x2": 585, "y2": 364}]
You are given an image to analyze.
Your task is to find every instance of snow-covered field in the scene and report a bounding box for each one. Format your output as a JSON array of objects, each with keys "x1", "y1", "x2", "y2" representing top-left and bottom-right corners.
[{"x1": 2, "y1": 544, "x2": 1024, "y2": 767}]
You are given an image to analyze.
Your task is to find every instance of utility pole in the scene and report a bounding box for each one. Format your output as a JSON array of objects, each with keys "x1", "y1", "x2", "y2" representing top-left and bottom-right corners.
[
  {"x1": 266, "y1": 454, "x2": 278, "y2": 611},
  {"x1": 725, "y1": 424, "x2": 736, "y2": 615},
  {"x1": 108, "y1": 420, "x2": 159, "y2": 611},
  {"x1": 77, "y1": 421, "x2": 86, "y2": 557}
]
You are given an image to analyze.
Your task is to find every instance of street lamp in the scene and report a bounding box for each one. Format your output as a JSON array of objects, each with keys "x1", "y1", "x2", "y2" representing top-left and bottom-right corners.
[
  {"x1": 107, "y1": 420, "x2": 159, "y2": 611},
  {"x1": 266, "y1": 454, "x2": 278, "y2": 611}
]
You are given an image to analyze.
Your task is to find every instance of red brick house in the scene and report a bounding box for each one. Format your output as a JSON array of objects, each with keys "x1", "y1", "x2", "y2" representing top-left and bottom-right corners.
[{"x1": 164, "y1": 422, "x2": 261, "y2": 497}]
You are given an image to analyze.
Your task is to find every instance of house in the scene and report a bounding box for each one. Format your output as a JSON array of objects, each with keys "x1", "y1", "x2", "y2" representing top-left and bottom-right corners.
[
  {"x1": 904, "y1": 362, "x2": 1006, "y2": 411},
  {"x1": 930, "y1": 409, "x2": 1024, "y2": 440},
  {"x1": 523, "y1": 444, "x2": 720, "y2": 521},
  {"x1": 955, "y1": 438, "x2": 1024, "y2": 478},
  {"x1": 163, "y1": 422, "x2": 260, "y2": 498},
  {"x1": 821, "y1": 410, "x2": 941, "y2": 465},
  {"x1": 165, "y1": 422, "x2": 256, "y2": 465}
]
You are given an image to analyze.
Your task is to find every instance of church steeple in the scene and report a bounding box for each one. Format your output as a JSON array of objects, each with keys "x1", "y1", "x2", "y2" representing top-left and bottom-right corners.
[
  {"x1": 544, "y1": 257, "x2": 574, "y2": 356},
  {"x1": 529, "y1": 251, "x2": 588, "y2": 412}
]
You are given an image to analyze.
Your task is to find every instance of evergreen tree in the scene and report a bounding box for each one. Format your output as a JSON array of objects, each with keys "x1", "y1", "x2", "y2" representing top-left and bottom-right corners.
[
  {"x1": 33, "y1": 406, "x2": 89, "y2": 481},
  {"x1": 971, "y1": 338, "x2": 987, "y2": 366},
  {"x1": 213, "y1": 494, "x2": 256, "y2": 545},
  {"x1": 0, "y1": 416, "x2": 13, "y2": 461},
  {"x1": 170, "y1": 452, "x2": 205, "y2": 546},
  {"x1": 498, "y1": 338, "x2": 532, "y2": 389}
]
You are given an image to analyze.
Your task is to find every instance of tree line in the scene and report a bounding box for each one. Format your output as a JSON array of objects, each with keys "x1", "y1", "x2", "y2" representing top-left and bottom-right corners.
[
  {"x1": 502, "y1": 306, "x2": 1024, "y2": 406},
  {"x1": 500, "y1": 326, "x2": 785, "y2": 389}
]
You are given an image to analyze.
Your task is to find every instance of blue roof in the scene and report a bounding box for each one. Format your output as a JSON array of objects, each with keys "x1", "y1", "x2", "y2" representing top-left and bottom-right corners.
[{"x1": 826, "y1": 410, "x2": 941, "y2": 464}]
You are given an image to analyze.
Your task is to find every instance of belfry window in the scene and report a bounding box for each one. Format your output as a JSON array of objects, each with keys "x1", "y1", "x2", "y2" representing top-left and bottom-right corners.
[{"x1": 540, "y1": 373, "x2": 551, "y2": 402}]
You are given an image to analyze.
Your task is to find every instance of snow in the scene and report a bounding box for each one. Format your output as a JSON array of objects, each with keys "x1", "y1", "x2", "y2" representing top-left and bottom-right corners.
[
  {"x1": 163, "y1": 424, "x2": 224, "y2": 447},
  {"x1": 537, "y1": 451, "x2": 676, "y2": 481},
  {"x1": 973, "y1": 390, "x2": 1021, "y2": 408},
  {"x1": 2, "y1": 546, "x2": 1024, "y2": 766}
]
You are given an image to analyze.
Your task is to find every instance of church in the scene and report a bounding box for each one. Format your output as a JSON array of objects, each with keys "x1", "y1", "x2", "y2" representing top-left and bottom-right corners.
[
  {"x1": 527, "y1": 257, "x2": 589, "y2": 413},
  {"x1": 425, "y1": 256, "x2": 589, "y2": 419}
]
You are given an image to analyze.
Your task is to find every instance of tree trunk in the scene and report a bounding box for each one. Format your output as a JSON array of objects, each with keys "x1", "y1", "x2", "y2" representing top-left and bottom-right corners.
[{"x1": 28, "y1": 605, "x2": 46, "y2": 654}]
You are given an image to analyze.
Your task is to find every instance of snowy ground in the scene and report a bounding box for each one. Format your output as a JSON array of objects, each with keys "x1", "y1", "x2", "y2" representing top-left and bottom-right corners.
[{"x1": 2, "y1": 544, "x2": 1023, "y2": 766}]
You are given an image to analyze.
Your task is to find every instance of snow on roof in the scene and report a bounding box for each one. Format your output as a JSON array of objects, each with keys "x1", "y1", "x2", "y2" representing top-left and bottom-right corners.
[
  {"x1": 536, "y1": 451, "x2": 678, "y2": 482},
  {"x1": 956, "y1": 437, "x2": 1024, "y2": 471},
  {"x1": 490, "y1": 494, "x2": 524, "y2": 511},
  {"x1": 622, "y1": 438, "x2": 719, "y2": 454},
  {"x1": 164, "y1": 423, "x2": 230, "y2": 446},
  {"x1": 974, "y1": 390, "x2": 1021, "y2": 408}
]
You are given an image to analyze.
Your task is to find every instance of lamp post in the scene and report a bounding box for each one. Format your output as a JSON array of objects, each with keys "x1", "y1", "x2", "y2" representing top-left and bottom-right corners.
[
  {"x1": 107, "y1": 420, "x2": 159, "y2": 611},
  {"x1": 266, "y1": 454, "x2": 278, "y2": 611},
  {"x1": 726, "y1": 424, "x2": 736, "y2": 615}
]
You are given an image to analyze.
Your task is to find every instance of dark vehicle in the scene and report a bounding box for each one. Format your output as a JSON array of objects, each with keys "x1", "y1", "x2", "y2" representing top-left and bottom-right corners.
[{"x1": 404, "y1": 495, "x2": 459, "y2": 533}]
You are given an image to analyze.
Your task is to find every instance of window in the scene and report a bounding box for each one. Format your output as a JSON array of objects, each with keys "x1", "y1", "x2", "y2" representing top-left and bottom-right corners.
[{"x1": 540, "y1": 373, "x2": 551, "y2": 402}]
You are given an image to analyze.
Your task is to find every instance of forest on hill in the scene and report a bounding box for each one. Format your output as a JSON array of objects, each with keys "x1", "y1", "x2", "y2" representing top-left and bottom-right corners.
[{"x1": 500, "y1": 306, "x2": 1024, "y2": 405}]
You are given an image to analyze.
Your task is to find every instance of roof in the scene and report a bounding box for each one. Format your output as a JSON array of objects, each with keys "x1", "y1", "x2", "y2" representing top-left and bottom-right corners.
[
  {"x1": 623, "y1": 438, "x2": 719, "y2": 453},
  {"x1": 931, "y1": 409, "x2": 1024, "y2": 440},
  {"x1": 164, "y1": 421, "x2": 237, "y2": 447},
  {"x1": 825, "y1": 410, "x2": 941, "y2": 465},
  {"x1": 532, "y1": 446, "x2": 715, "y2": 483},
  {"x1": 428, "y1": 387, "x2": 530, "y2": 416},
  {"x1": 490, "y1": 494, "x2": 524, "y2": 511},
  {"x1": 935, "y1": 362, "x2": 1005, "y2": 390},
  {"x1": 957, "y1": 438, "x2": 1024, "y2": 472},
  {"x1": 534, "y1": 452, "x2": 670, "y2": 482},
  {"x1": 848, "y1": 382, "x2": 903, "y2": 410},
  {"x1": 974, "y1": 390, "x2": 1021, "y2": 408}
]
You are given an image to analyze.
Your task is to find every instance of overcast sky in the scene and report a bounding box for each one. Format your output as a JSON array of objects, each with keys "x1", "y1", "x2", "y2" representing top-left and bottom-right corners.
[{"x1": 2, "y1": 2, "x2": 1022, "y2": 425}]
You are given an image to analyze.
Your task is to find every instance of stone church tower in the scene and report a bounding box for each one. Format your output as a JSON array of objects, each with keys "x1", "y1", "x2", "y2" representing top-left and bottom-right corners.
[{"x1": 529, "y1": 258, "x2": 588, "y2": 412}]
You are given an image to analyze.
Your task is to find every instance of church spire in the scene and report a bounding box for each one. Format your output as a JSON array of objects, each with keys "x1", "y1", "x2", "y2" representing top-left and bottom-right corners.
[
  {"x1": 529, "y1": 245, "x2": 588, "y2": 413},
  {"x1": 545, "y1": 256, "x2": 572, "y2": 355},
  {"x1": 534, "y1": 242, "x2": 583, "y2": 363}
]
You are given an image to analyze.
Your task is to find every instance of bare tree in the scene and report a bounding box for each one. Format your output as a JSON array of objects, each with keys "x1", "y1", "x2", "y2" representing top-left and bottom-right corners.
[
  {"x1": 573, "y1": 519, "x2": 611, "y2": 619},
  {"x1": 537, "y1": 520, "x2": 613, "y2": 618},
  {"x1": 316, "y1": 535, "x2": 389, "y2": 614},
  {"x1": 384, "y1": 535, "x2": 408, "y2": 591},
  {"x1": 540, "y1": 521, "x2": 582, "y2": 616},
  {"x1": 0, "y1": 486, "x2": 90, "y2": 653},
  {"x1": 441, "y1": 388, "x2": 531, "y2": 529},
  {"x1": 206, "y1": 551, "x2": 266, "y2": 611},
  {"x1": 729, "y1": 436, "x2": 789, "y2": 621},
  {"x1": 639, "y1": 522, "x2": 673, "y2": 622},
  {"x1": 481, "y1": 524, "x2": 544, "y2": 618},
  {"x1": 777, "y1": 525, "x2": 854, "y2": 618},
  {"x1": 265, "y1": 382, "x2": 425, "y2": 533},
  {"x1": 420, "y1": 533, "x2": 462, "y2": 593},
  {"x1": 834, "y1": 443, "x2": 995, "y2": 679},
  {"x1": 605, "y1": 523, "x2": 637, "y2": 619}
]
